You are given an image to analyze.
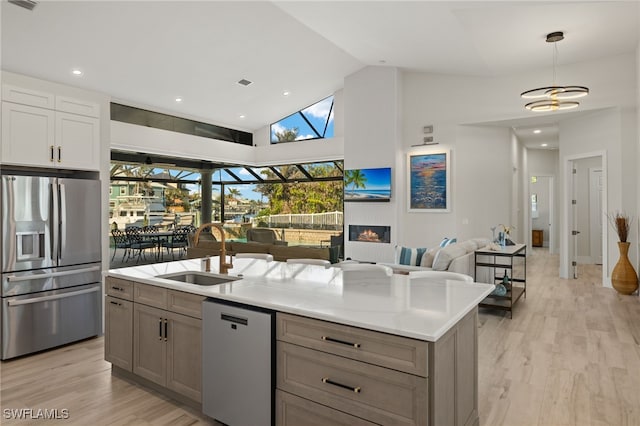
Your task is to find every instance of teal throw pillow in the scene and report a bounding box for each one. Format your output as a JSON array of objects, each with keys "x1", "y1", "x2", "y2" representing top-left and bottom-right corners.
[{"x1": 397, "y1": 246, "x2": 428, "y2": 266}]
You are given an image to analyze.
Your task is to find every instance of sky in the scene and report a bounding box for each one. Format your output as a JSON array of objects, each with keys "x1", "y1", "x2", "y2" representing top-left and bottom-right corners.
[
  {"x1": 346, "y1": 167, "x2": 392, "y2": 190},
  {"x1": 270, "y1": 95, "x2": 334, "y2": 142}
]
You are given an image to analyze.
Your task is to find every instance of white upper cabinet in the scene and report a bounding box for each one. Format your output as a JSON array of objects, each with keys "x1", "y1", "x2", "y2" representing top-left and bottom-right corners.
[
  {"x1": 1, "y1": 102, "x2": 55, "y2": 168},
  {"x1": 55, "y1": 95, "x2": 100, "y2": 118},
  {"x1": 2, "y1": 84, "x2": 55, "y2": 109},
  {"x1": 1, "y1": 83, "x2": 101, "y2": 171},
  {"x1": 55, "y1": 111, "x2": 100, "y2": 170}
]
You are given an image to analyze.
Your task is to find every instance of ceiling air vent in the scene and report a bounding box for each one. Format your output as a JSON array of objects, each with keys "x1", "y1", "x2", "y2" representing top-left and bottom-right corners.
[
  {"x1": 8, "y1": 0, "x2": 38, "y2": 10},
  {"x1": 237, "y1": 79, "x2": 253, "y2": 86}
]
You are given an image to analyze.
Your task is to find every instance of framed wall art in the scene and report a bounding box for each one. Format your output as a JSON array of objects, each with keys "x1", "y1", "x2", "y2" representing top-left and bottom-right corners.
[{"x1": 407, "y1": 150, "x2": 451, "y2": 212}]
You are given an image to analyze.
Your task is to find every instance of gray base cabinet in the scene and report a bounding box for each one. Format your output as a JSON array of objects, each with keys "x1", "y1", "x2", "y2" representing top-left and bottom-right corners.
[
  {"x1": 105, "y1": 278, "x2": 204, "y2": 404},
  {"x1": 276, "y1": 309, "x2": 478, "y2": 426},
  {"x1": 104, "y1": 295, "x2": 133, "y2": 371}
]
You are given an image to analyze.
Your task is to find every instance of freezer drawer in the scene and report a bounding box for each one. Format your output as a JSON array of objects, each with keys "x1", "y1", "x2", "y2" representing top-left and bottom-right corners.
[
  {"x1": 202, "y1": 300, "x2": 275, "y2": 426},
  {"x1": 1, "y1": 283, "x2": 101, "y2": 360}
]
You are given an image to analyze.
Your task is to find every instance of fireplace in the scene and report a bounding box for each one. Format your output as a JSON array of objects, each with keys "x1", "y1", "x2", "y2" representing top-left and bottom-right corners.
[{"x1": 348, "y1": 225, "x2": 391, "y2": 244}]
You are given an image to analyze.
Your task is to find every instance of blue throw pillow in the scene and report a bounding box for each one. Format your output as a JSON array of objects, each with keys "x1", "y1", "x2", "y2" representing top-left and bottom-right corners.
[
  {"x1": 396, "y1": 246, "x2": 428, "y2": 266},
  {"x1": 439, "y1": 237, "x2": 457, "y2": 247}
]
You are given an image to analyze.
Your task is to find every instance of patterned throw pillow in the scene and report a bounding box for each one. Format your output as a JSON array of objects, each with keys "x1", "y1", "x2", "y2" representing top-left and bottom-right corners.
[
  {"x1": 439, "y1": 237, "x2": 457, "y2": 247},
  {"x1": 396, "y1": 246, "x2": 428, "y2": 266}
]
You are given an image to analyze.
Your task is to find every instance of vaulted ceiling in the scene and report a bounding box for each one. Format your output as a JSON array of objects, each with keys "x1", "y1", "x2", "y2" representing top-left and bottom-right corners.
[{"x1": 3, "y1": 1, "x2": 639, "y2": 150}]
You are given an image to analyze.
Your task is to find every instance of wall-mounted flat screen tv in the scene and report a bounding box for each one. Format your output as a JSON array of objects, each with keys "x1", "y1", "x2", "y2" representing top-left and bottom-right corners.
[{"x1": 344, "y1": 167, "x2": 392, "y2": 202}]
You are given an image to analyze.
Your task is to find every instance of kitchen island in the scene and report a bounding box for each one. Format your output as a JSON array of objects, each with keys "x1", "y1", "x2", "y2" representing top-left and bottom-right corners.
[{"x1": 105, "y1": 258, "x2": 494, "y2": 426}]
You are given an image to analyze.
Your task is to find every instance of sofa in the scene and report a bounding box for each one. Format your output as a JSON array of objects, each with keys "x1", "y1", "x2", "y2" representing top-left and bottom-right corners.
[
  {"x1": 246, "y1": 228, "x2": 288, "y2": 246},
  {"x1": 379, "y1": 238, "x2": 492, "y2": 282},
  {"x1": 186, "y1": 240, "x2": 340, "y2": 263}
]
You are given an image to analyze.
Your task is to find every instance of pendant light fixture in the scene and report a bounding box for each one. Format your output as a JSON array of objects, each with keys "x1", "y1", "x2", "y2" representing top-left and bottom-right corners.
[{"x1": 521, "y1": 31, "x2": 589, "y2": 112}]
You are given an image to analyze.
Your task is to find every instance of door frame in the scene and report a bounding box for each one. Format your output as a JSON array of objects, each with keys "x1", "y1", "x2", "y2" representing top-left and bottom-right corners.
[
  {"x1": 561, "y1": 150, "x2": 608, "y2": 286},
  {"x1": 527, "y1": 174, "x2": 555, "y2": 254}
]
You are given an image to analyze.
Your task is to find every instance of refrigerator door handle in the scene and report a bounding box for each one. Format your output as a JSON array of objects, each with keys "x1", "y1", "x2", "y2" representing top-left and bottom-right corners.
[
  {"x1": 59, "y1": 183, "x2": 66, "y2": 262},
  {"x1": 51, "y1": 182, "x2": 59, "y2": 261},
  {"x1": 7, "y1": 286, "x2": 100, "y2": 307},
  {"x1": 6, "y1": 265, "x2": 101, "y2": 282}
]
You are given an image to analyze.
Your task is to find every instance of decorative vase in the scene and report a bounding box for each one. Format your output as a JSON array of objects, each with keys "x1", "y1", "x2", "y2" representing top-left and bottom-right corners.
[{"x1": 611, "y1": 242, "x2": 639, "y2": 295}]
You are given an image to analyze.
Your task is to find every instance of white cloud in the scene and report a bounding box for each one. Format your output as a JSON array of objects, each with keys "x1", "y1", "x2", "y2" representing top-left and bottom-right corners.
[
  {"x1": 302, "y1": 96, "x2": 333, "y2": 119},
  {"x1": 295, "y1": 134, "x2": 315, "y2": 140},
  {"x1": 270, "y1": 122, "x2": 286, "y2": 137}
]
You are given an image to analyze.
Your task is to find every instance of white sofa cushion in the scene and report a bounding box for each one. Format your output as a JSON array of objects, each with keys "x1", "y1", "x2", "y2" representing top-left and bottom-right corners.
[
  {"x1": 458, "y1": 240, "x2": 478, "y2": 253},
  {"x1": 420, "y1": 247, "x2": 440, "y2": 268},
  {"x1": 432, "y1": 243, "x2": 467, "y2": 271}
]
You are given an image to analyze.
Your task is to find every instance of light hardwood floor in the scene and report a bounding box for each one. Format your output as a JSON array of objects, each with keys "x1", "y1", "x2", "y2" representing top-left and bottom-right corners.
[
  {"x1": 1, "y1": 248, "x2": 638, "y2": 425},
  {"x1": 478, "y1": 248, "x2": 640, "y2": 426}
]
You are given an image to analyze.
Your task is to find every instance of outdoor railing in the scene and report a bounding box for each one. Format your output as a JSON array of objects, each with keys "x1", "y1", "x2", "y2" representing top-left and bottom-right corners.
[{"x1": 257, "y1": 211, "x2": 343, "y2": 230}]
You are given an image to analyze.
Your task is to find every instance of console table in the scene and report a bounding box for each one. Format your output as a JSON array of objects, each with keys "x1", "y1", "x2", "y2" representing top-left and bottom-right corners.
[{"x1": 474, "y1": 244, "x2": 526, "y2": 318}]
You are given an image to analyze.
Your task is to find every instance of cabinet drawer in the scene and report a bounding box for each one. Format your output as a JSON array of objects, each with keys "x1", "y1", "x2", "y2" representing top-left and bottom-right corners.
[
  {"x1": 277, "y1": 390, "x2": 375, "y2": 426},
  {"x1": 105, "y1": 277, "x2": 133, "y2": 301},
  {"x1": 134, "y1": 282, "x2": 168, "y2": 309},
  {"x1": 2, "y1": 84, "x2": 54, "y2": 108},
  {"x1": 168, "y1": 290, "x2": 205, "y2": 319},
  {"x1": 277, "y1": 341, "x2": 427, "y2": 426},
  {"x1": 277, "y1": 312, "x2": 427, "y2": 377}
]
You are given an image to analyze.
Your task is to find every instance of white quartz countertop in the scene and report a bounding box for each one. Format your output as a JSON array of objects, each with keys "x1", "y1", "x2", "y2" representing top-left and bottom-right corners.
[{"x1": 106, "y1": 258, "x2": 495, "y2": 342}]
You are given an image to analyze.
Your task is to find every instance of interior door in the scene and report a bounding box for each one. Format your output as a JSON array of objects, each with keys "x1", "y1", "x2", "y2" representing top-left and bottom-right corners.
[
  {"x1": 57, "y1": 177, "x2": 101, "y2": 266},
  {"x1": 589, "y1": 169, "x2": 603, "y2": 265}
]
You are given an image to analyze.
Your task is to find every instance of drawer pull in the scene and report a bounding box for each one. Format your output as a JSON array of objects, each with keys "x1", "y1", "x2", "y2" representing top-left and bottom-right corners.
[
  {"x1": 164, "y1": 318, "x2": 168, "y2": 341},
  {"x1": 111, "y1": 286, "x2": 124, "y2": 291},
  {"x1": 158, "y1": 318, "x2": 163, "y2": 340},
  {"x1": 109, "y1": 300, "x2": 121, "y2": 306},
  {"x1": 321, "y1": 335, "x2": 361, "y2": 349},
  {"x1": 322, "y1": 377, "x2": 361, "y2": 394}
]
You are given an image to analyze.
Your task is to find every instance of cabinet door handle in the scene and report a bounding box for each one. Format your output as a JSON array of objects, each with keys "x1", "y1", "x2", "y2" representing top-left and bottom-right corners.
[
  {"x1": 158, "y1": 318, "x2": 163, "y2": 340},
  {"x1": 111, "y1": 286, "x2": 123, "y2": 291},
  {"x1": 57, "y1": 146, "x2": 61, "y2": 163},
  {"x1": 322, "y1": 377, "x2": 361, "y2": 394},
  {"x1": 109, "y1": 300, "x2": 121, "y2": 306},
  {"x1": 50, "y1": 145, "x2": 55, "y2": 162},
  {"x1": 321, "y1": 335, "x2": 361, "y2": 349},
  {"x1": 164, "y1": 319, "x2": 168, "y2": 341}
]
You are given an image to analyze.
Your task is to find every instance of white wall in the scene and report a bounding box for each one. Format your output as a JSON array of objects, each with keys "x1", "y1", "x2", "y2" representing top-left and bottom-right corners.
[
  {"x1": 558, "y1": 107, "x2": 638, "y2": 283},
  {"x1": 335, "y1": 52, "x2": 637, "y2": 275},
  {"x1": 342, "y1": 67, "x2": 401, "y2": 262}
]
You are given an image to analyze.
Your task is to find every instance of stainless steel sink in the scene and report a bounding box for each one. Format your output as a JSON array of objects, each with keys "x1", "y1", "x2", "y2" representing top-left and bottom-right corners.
[{"x1": 157, "y1": 271, "x2": 239, "y2": 286}]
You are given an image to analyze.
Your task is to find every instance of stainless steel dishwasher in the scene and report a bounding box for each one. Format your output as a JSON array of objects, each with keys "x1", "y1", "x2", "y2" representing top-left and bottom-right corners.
[{"x1": 202, "y1": 299, "x2": 275, "y2": 426}]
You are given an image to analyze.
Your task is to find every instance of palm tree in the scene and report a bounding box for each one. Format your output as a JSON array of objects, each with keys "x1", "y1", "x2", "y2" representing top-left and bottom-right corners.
[
  {"x1": 344, "y1": 169, "x2": 367, "y2": 194},
  {"x1": 227, "y1": 187, "x2": 242, "y2": 200}
]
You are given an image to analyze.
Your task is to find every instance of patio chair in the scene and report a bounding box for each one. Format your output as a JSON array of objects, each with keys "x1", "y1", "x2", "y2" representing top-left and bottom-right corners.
[
  {"x1": 161, "y1": 227, "x2": 190, "y2": 260},
  {"x1": 111, "y1": 228, "x2": 131, "y2": 262},
  {"x1": 125, "y1": 226, "x2": 156, "y2": 263}
]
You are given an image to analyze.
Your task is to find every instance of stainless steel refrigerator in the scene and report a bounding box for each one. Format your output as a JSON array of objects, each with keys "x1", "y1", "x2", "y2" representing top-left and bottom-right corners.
[{"x1": 1, "y1": 172, "x2": 102, "y2": 360}]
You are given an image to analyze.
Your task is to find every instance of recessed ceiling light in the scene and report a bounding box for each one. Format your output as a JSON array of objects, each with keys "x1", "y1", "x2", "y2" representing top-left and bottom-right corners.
[
  {"x1": 533, "y1": 129, "x2": 541, "y2": 134},
  {"x1": 175, "y1": 97, "x2": 183, "y2": 103},
  {"x1": 541, "y1": 143, "x2": 548, "y2": 147},
  {"x1": 71, "y1": 69, "x2": 83, "y2": 76},
  {"x1": 283, "y1": 91, "x2": 290, "y2": 97},
  {"x1": 239, "y1": 114, "x2": 246, "y2": 119}
]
